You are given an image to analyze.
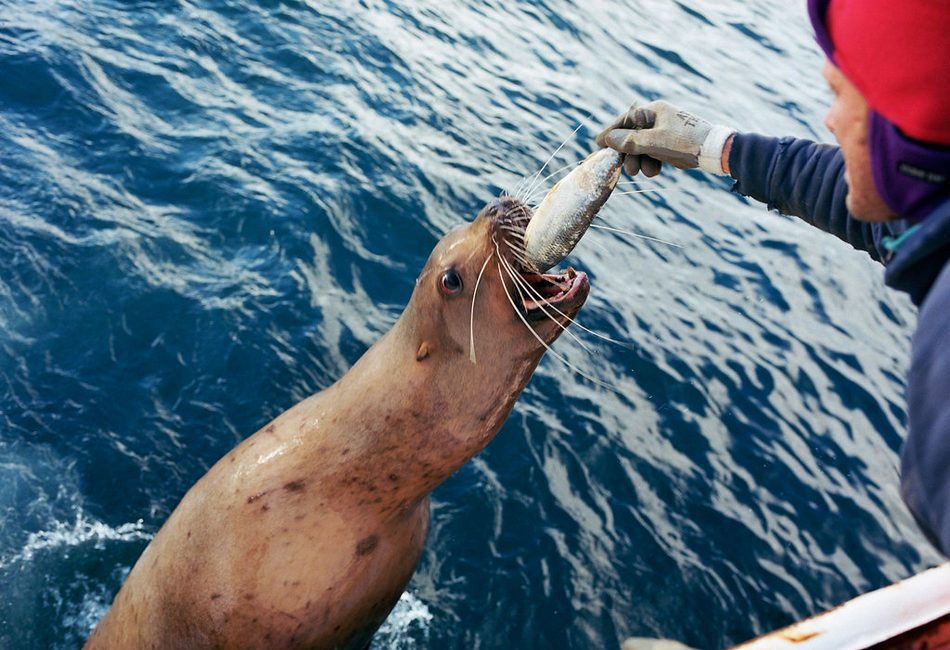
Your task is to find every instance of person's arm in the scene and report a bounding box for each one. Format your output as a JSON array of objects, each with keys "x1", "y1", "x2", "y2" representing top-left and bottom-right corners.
[
  {"x1": 727, "y1": 132, "x2": 884, "y2": 262},
  {"x1": 900, "y1": 264, "x2": 950, "y2": 555},
  {"x1": 597, "y1": 101, "x2": 887, "y2": 262}
]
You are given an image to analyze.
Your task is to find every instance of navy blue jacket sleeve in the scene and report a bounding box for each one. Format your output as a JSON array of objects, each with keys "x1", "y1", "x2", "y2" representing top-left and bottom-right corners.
[
  {"x1": 728, "y1": 133, "x2": 887, "y2": 262},
  {"x1": 901, "y1": 263, "x2": 950, "y2": 554}
]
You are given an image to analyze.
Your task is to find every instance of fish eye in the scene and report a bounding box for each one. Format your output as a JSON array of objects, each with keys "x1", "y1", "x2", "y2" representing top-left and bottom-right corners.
[{"x1": 439, "y1": 269, "x2": 463, "y2": 296}]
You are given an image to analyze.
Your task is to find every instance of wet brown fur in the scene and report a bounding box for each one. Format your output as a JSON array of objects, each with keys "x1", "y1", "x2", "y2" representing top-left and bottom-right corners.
[{"x1": 84, "y1": 199, "x2": 586, "y2": 650}]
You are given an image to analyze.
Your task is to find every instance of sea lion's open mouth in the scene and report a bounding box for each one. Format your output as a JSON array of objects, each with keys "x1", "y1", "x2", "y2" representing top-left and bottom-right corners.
[
  {"x1": 519, "y1": 267, "x2": 589, "y2": 321},
  {"x1": 486, "y1": 194, "x2": 590, "y2": 322}
]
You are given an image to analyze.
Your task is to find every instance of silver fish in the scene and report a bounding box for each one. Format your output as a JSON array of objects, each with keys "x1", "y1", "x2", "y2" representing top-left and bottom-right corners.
[{"x1": 522, "y1": 149, "x2": 623, "y2": 272}]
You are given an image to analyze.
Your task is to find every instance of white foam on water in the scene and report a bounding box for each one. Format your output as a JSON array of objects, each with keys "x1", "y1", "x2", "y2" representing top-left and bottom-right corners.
[
  {"x1": 0, "y1": 512, "x2": 152, "y2": 570},
  {"x1": 373, "y1": 591, "x2": 434, "y2": 650},
  {"x1": 56, "y1": 571, "x2": 125, "y2": 641},
  {"x1": 62, "y1": 583, "x2": 112, "y2": 638}
]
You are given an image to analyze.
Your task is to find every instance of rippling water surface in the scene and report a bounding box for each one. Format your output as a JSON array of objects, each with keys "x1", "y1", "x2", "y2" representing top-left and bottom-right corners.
[{"x1": 0, "y1": 1, "x2": 942, "y2": 648}]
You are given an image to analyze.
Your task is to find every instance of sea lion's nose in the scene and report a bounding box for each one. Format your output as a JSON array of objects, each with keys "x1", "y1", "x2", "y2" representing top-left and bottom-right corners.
[
  {"x1": 478, "y1": 196, "x2": 527, "y2": 226},
  {"x1": 487, "y1": 196, "x2": 518, "y2": 217},
  {"x1": 480, "y1": 199, "x2": 503, "y2": 221},
  {"x1": 498, "y1": 196, "x2": 518, "y2": 210}
]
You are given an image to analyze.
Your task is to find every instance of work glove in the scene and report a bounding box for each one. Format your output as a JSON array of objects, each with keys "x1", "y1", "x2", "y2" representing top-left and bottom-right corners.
[{"x1": 595, "y1": 100, "x2": 736, "y2": 176}]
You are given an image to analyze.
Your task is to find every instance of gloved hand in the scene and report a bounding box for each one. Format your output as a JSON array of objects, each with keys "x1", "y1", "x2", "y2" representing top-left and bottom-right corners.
[{"x1": 595, "y1": 100, "x2": 736, "y2": 176}]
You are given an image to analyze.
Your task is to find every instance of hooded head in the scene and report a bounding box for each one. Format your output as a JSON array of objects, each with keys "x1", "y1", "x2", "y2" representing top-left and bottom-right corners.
[{"x1": 808, "y1": 0, "x2": 950, "y2": 221}]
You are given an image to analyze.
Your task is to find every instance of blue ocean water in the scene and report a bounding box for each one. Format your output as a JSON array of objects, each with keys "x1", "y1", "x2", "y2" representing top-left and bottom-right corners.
[{"x1": 0, "y1": 0, "x2": 942, "y2": 648}]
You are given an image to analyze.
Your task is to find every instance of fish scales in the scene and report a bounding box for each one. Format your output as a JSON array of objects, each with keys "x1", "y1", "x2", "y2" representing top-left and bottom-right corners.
[{"x1": 522, "y1": 149, "x2": 623, "y2": 272}]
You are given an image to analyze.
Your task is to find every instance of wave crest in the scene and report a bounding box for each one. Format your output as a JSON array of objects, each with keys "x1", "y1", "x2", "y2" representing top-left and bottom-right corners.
[{"x1": 0, "y1": 513, "x2": 152, "y2": 570}]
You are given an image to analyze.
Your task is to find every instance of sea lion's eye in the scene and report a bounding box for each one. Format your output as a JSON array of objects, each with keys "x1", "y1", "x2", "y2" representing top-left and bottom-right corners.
[{"x1": 439, "y1": 269, "x2": 463, "y2": 296}]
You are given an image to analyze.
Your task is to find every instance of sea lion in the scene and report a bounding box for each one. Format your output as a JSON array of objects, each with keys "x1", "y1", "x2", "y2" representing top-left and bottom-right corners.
[{"x1": 84, "y1": 195, "x2": 589, "y2": 650}]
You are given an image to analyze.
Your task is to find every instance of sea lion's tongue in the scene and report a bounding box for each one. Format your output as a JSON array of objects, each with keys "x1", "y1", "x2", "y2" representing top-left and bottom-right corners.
[{"x1": 522, "y1": 267, "x2": 586, "y2": 316}]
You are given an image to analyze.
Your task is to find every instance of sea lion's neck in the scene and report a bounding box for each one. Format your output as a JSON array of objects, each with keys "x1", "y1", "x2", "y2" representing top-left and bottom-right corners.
[{"x1": 297, "y1": 316, "x2": 526, "y2": 514}]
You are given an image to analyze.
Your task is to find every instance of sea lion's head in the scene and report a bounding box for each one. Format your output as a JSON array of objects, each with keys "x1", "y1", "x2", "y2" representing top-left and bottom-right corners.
[{"x1": 395, "y1": 195, "x2": 588, "y2": 443}]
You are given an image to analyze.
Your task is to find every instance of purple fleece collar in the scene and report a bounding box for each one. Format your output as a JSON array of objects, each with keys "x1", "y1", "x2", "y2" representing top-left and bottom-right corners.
[{"x1": 869, "y1": 111, "x2": 950, "y2": 223}]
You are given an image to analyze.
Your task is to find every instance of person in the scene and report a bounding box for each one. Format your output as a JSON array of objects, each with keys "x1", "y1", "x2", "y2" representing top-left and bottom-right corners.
[{"x1": 597, "y1": 0, "x2": 950, "y2": 555}]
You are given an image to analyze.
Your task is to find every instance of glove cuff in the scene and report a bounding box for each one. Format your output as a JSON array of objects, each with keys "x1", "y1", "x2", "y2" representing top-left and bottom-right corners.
[{"x1": 698, "y1": 125, "x2": 736, "y2": 175}]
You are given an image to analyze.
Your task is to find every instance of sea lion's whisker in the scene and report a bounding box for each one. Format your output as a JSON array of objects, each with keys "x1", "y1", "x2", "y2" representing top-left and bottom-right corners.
[
  {"x1": 513, "y1": 166, "x2": 547, "y2": 201},
  {"x1": 513, "y1": 164, "x2": 552, "y2": 202},
  {"x1": 498, "y1": 228, "x2": 527, "y2": 247},
  {"x1": 506, "y1": 247, "x2": 531, "y2": 265},
  {"x1": 499, "y1": 230, "x2": 527, "y2": 245},
  {"x1": 469, "y1": 252, "x2": 494, "y2": 365},
  {"x1": 497, "y1": 255, "x2": 594, "y2": 354},
  {"x1": 512, "y1": 177, "x2": 532, "y2": 202},
  {"x1": 493, "y1": 255, "x2": 618, "y2": 392},
  {"x1": 498, "y1": 227, "x2": 527, "y2": 244},
  {"x1": 501, "y1": 239, "x2": 531, "y2": 260},
  {"x1": 499, "y1": 255, "x2": 633, "y2": 350},
  {"x1": 504, "y1": 258, "x2": 637, "y2": 350},
  {"x1": 493, "y1": 236, "x2": 526, "y2": 302},
  {"x1": 500, "y1": 229, "x2": 638, "y2": 349},
  {"x1": 504, "y1": 243, "x2": 529, "y2": 261},
  {"x1": 500, "y1": 236, "x2": 529, "y2": 254},
  {"x1": 502, "y1": 245, "x2": 533, "y2": 268},
  {"x1": 577, "y1": 228, "x2": 613, "y2": 256},
  {"x1": 501, "y1": 255, "x2": 624, "y2": 347},
  {"x1": 510, "y1": 265, "x2": 528, "y2": 304},
  {"x1": 588, "y1": 223, "x2": 683, "y2": 248},
  {"x1": 503, "y1": 240, "x2": 529, "y2": 256},
  {"x1": 505, "y1": 205, "x2": 532, "y2": 223},
  {"x1": 519, "y1": 118, "x2": 589, "y2": 201},
  {"x1": 499, "y1": 259, "x2": 571, "y2": 337},
  {"x1": 509, "y1": 254, "x2": 533, "y2": 270},
  {"x1": 521, "y1": 123, "x2": 589, "y2": 201},
  {"x1": 613, "y1": 188, "x2": 692, "y2": 197},
  {"x1": 521, "y1": 160, "x2": 584, "y2": 204}
]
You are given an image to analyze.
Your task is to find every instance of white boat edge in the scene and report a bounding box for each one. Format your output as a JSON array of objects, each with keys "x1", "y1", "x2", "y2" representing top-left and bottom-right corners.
[{"x1": 729, "y1": 562, "x2": 950, "y2": 649}]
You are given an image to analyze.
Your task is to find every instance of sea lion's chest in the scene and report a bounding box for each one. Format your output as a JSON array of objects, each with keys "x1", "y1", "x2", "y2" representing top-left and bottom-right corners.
[
  {"x1": 129, "y1": 478, "x2": 431, "y2": 649},
  {"x1": 197, "y1": 495, "x2": 431, "y2": 649}
]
